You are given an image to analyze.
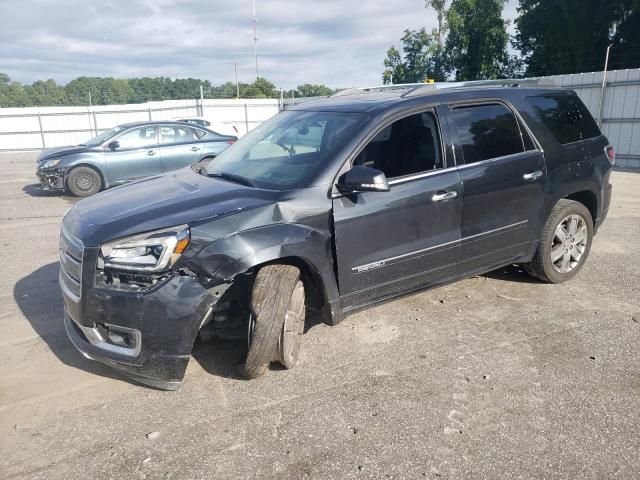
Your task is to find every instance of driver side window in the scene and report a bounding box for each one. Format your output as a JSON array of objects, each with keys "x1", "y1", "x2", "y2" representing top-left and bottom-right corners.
[
  {"x1": 354, "y1": 111, "x2": 443, "y2": 179},
  {"x1": 115, "y1": 126, "x2": 157, "y2": 150}
]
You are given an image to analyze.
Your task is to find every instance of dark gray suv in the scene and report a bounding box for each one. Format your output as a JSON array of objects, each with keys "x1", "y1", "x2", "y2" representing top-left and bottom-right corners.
[
  {"x1": 60, "y1": 80, "x2": 614, "y2": 389},
  {"x1": 36, "y1": 121, "x2": 237, "y2": 196}
]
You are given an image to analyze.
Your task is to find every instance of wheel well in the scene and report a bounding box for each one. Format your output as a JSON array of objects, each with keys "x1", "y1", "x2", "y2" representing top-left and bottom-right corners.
[
  {"x1": 65, "y1": 164, "x2": 106, "y2": 189},
  {"x1": 251, "y1": 257, "x2": 332, "y2": 324},
  {"x1": 564, "y1": 190, "x2": 597, "y2": 222}
]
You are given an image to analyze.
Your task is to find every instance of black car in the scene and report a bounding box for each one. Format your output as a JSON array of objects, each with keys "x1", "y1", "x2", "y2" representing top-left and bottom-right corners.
[{"x1": 60, "y1": 80, "x2": 614, "y2": 389}]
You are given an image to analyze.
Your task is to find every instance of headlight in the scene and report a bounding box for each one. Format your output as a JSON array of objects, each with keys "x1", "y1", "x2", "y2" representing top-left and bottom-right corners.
[
  {"x1": 99, "y1": 225, "x2": 190, "y2": 272},
  {"x1": 40, "y1": 158, "x2": 61, "y2": 169}
]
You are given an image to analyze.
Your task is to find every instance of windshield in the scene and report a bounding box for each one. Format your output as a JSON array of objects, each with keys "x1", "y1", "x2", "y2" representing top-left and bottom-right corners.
[
  {"x1": 204, "y1": 110, "x2": 367, "y2": 189},
  {"x1": 82, "y1": 126, "x2": 125, "y2": 147}
]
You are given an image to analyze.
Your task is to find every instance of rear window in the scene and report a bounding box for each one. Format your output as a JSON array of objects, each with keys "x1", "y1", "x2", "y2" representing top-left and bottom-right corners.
[
  {"x1": 450, "y1": 103, "x2": 526, "y2": 164},
  {"x1": 525, "y1": 93, "x2": 601, "y2": 145}
]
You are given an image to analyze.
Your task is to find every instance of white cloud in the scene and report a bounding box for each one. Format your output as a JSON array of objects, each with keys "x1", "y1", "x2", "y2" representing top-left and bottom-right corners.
[{"x1": 0, "y1": 0, "x2": 519, "y2": 88}]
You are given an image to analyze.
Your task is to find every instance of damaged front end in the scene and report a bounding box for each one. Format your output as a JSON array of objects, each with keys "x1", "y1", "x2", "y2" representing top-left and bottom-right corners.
[
  {"x1": 62, "y1": 224, "x2": 239, "y2": 390},
  {"x1": 37, "y1": 167, "x2": 65, "y2": 191}
]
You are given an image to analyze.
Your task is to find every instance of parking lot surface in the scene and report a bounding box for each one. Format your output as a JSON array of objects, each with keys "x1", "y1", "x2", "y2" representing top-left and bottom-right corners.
[{"x1": 1, "y1": 152, "x2": 639, "y2": 479}]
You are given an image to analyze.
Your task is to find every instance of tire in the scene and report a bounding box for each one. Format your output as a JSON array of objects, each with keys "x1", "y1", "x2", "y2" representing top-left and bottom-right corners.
[
  {"x1": 525, "y1": 199, "x2": 593, "y2": 283},
  {"x1": 67, "y1": 166, "x2": 102, "y2": 197},
  {"x1": 242, "y1": 264, "x2": 305, "y2": 379}
]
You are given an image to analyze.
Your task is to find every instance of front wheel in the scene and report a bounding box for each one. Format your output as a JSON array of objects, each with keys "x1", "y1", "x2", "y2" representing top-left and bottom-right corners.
[
  {"x1": 67, "y1": 166, "x2": 102, "y2": 197},
  {"x1": 242, "y1": 265, "x2": 306, "y2": 379},
  {"x1": 525, "y1": 199, "x2": 593, "y2": 283}
]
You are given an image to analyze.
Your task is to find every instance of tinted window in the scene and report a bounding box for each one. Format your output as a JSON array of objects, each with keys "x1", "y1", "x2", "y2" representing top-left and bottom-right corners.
[
  {"x1": 451, "y1": 104, "x2": 524, "y2": 164},
  {"x1": 526, "y1": 93, "x2": 601, "y2": 144},
  {"x1": 205, "y1": 111, "x2": 366, "y2": 189},
  {"x1": 115, "y1": 126, "x2": 157, "y2": 149},
  {"x1": 159, "y1": 125, "x2": 198, "y2": 145},
  {"x1": 354, "y1": 111, "x2": 443, "y2": 178}
]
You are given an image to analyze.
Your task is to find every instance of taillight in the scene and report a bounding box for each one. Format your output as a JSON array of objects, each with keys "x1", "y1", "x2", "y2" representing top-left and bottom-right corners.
[
  {"x1": 604, "y1": 145, "x2": 615, "y2": 165},
  {"x1": 227, "y1": 139, "x2": 236, "y2": 145}
]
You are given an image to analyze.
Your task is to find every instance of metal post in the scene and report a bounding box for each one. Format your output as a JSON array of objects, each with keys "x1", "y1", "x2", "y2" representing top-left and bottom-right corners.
[
  {"x1": 37, "y1": 113, "x2": 46, "y2": 148},
  {"x1": 148, "y1": 107, "x2": 152, "y2": 121},
  {"x1": 200, "y1": 85, "x2": 205, "y2": 117},
  {"x1": 244, "y1": 103, "x2": 249, "y2": 134},
  {"x1": 235, "y1": 59, "x2": 240, "y2": 99},
  {"x1": 280, "y1": 88, "x2": 284, "y2": 111},
  {"x1": 92, "y1": 110, "x2": 98, "y2": 135},
  {"x1": 597, "y1": 44, "x2": 612, "y2": 127},
  {"x1": 291, "y1": 90, "x2": 295, "y2": 106}
]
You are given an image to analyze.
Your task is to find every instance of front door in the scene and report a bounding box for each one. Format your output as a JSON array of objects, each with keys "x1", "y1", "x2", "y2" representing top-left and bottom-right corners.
[
  {"x1": 446, "y1": 102, "x2": 547, "y2": 272},
  {"x1": 158, "y1": 125, "x2": 203, "y2": 172},
  {"x1": 105, "y1": 125, "x2": 162, "y2": 183},
  {"x1": 332, "y1": 109, "x2": 463, "y2": 310}
]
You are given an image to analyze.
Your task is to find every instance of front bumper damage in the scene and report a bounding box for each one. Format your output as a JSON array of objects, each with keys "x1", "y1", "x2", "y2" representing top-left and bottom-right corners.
[
  {"x1": 37, "y1": 168, "x2": 65, "y2": 191},
  {"x1": 62, "y1": 251, "x2": 223, "y2": 389}
]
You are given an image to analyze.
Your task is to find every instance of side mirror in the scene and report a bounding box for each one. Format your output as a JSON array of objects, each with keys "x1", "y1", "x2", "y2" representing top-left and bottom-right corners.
[
  {"x1": 107, "y1": 140, "x2": 120, "y2": 150},
  {"x1": 337, "y1": 165, "x2": 389, "y2": 194}
]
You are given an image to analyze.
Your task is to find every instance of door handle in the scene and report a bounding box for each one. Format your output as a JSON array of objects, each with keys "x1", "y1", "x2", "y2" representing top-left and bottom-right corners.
[
  {"x1": 191, "y1": 146, "x2": 199, "y2": 151},
  {"x1": 432, "y1": 191, "x2": 458, "y2": 202},
  {"x1": 146, "y1": 150, "x2": 156, "y2": 156},
  {"x1": 523, "y1": 170, "x2": 543, "y2": 181}
]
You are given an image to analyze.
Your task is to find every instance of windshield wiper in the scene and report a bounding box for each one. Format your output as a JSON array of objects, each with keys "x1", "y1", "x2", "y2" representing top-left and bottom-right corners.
[{"x1": 206, "y1": 172, "x2": 256, "y2": 187}]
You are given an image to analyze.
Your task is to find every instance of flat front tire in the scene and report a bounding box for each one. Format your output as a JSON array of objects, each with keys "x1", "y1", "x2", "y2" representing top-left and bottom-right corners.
[
  {"x1": 525, "y1": 199, "x2": 593, "y2": 283},
  {"x1": 67, "y1": 166, "x2": 102, "y2": 197},
  {"x1": 242, "y1": 264, "x2": 305, "y2": 379}
]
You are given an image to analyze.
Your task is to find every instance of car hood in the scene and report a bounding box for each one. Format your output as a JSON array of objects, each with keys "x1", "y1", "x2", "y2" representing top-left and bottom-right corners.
[
  {"x1": 37, "y1": 145, "x2": 89, "y2": 162},
  {"x1": 63, "y1": 167, "x2": 278, "y2": 246}
]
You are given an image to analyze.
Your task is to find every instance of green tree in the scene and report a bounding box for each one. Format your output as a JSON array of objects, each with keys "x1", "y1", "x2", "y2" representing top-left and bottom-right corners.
[
  {"x1": 295, "y1": 84, "x2": 334, "y2": 97},
  {"x1": 0, "y1": 74, "x2": 30, "y2": 107},
  {"x1": 25, "y1": 79, "x2": 66, "y2": 106},
  {"x1": 425, "y1": 0, "x2": 449, "y2": 80},
  {"x1": 383, "y1": 28, "x2": 436, "y2": 84},
  {"x1": 445, "y1": 0, "x2": 510, "y2": 80},
  {"x1": 513, "y1": 0, "x2": 637, "y2": 76},
  {"x1": 243, "y1": 77, "x2": 278, "y2": 98}
]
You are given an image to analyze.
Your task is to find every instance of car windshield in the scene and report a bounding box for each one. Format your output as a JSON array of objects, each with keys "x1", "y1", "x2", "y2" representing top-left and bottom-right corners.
[
  {"x1": 204, "y1": 110, "x2": 367, "y2": 189},
  {"x1": 82, "y1": 126, "x2": 126, "y2": 147}
]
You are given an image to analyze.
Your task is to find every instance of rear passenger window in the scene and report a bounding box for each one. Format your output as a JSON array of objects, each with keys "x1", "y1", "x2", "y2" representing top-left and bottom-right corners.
[
  {"x1": 526, "y1": 93, "x2": 601, "y2": 144},
  {"x1": 451, "y1": 104, "x2": 525, "y2": 164}
]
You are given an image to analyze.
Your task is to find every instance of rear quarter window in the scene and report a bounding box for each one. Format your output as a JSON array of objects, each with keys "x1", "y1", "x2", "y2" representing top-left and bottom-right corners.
[{"x1": 525, "y1": 93, "x2": 601, "y2": 145}]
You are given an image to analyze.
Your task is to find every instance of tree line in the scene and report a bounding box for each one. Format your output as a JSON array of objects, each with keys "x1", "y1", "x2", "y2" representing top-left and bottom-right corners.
[
  {"x1": 0, "y1": 73, "x2": 335, "y2": 108},
  {"x1": 383, "y1": 0, "x2": 639, "y2": 83}
]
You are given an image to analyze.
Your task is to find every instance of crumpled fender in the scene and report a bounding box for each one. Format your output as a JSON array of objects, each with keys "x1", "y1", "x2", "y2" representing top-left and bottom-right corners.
[{"x1": 191, "y1": 222, "x2": 341, "y2": 322}]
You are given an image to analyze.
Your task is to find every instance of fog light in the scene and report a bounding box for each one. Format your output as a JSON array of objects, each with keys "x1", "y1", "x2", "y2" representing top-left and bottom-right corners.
[{"x1": 107, "y1": 330, "x2": 129, "y2": 347}]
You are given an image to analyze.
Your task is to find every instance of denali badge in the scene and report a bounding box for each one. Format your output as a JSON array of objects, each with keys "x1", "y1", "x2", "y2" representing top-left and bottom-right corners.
[{"x1": 354, "y1": 261, "x2": 386, "y2": 273}]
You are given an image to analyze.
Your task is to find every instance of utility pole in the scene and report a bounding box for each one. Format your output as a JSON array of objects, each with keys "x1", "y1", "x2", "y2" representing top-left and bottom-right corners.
[
  {"x1": 252, "y1": 0, "x2": 259, "y2": 79},
  {"x1": 235, "y1": 58, "x2": 240, "y2": 98},
  {"x1": 200, "y1": 84, "x2": 204, "y2": 117},
  {"x1": 88, "y1": 91, "x2": 92, "y2": 107},
  {"x1": 597, "y1": 44, "x2": 612, "y2": 127}
]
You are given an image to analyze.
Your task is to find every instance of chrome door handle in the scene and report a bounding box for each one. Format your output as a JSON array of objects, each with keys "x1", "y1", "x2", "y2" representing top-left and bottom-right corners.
[
  {"x1": 191, "y1": 146, "x2": 199, "y2": 151},
  {"x1": 432, "y1": 191, "x2": 458, "y2": 202},
  {"x1": 523, "y1": 170, "x2": 543, "y2": 181},
  {"x1": 147, "y1": 150, "x2": 156, "y2": 156}
]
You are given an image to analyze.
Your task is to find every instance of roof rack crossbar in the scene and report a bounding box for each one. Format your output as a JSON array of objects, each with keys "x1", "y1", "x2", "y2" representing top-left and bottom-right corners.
[{"x1": 402, "y1": 78, "x2": 556, "y2": 98}]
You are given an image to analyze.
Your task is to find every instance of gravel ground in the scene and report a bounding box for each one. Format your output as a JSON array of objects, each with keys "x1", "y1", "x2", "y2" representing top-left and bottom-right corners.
[{"x1": 1, "y1": 152, "x2": 639, "y2": 479}]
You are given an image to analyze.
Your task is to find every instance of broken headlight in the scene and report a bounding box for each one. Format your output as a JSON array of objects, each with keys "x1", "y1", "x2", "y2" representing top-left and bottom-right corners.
[
  {"x1": 40, "y1": 158, "x2": 61, "y2": 169},
  {"x1": 99, "y1": 225, "x2": 190, "y2": 273}
]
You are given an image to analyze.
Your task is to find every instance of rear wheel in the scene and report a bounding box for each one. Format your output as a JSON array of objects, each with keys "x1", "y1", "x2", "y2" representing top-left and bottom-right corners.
[
  {"x1": 67, "y1": 166, "x2": 102, "y2": 197},
  {"x1": 242, "y1": 265, "x2": 305, "y2": 379},
  {"x1": 525, "y1": 199, "x2": 593, "y2": 283}
]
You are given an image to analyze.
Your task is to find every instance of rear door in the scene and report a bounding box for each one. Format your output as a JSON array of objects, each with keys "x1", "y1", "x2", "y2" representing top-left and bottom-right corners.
[
  {"x1": 158, "y1": 124, "x2": 204, "y2": 172},
  {"x1": 332, "y1": 108, "x2": 463, "y2": 309},
  {"x1": 447, "y1": 101, "x2": 547, "y2": 273},
  {"x1": 104, "y1": 125, "x2": 162, "y2": 183}
]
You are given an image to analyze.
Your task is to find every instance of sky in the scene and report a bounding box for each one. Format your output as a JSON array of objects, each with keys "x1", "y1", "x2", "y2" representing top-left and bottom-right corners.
[{"x1": 0, "y1": 0, "x2": 519, "y2": 89}]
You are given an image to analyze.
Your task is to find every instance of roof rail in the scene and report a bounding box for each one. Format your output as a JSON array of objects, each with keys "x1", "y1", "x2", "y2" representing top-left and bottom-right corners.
[
  {"x1": 402, "y1": 78, "x2": 557, "y2": 98},
  {"x1": 332, "y1": 83, "x2": 426, "y2": 97}
]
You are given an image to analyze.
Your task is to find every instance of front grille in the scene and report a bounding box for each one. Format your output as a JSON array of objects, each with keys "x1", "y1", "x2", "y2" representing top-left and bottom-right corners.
[{"x1": 60, "y1": 230, "x2": 84, "y2": 301}]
